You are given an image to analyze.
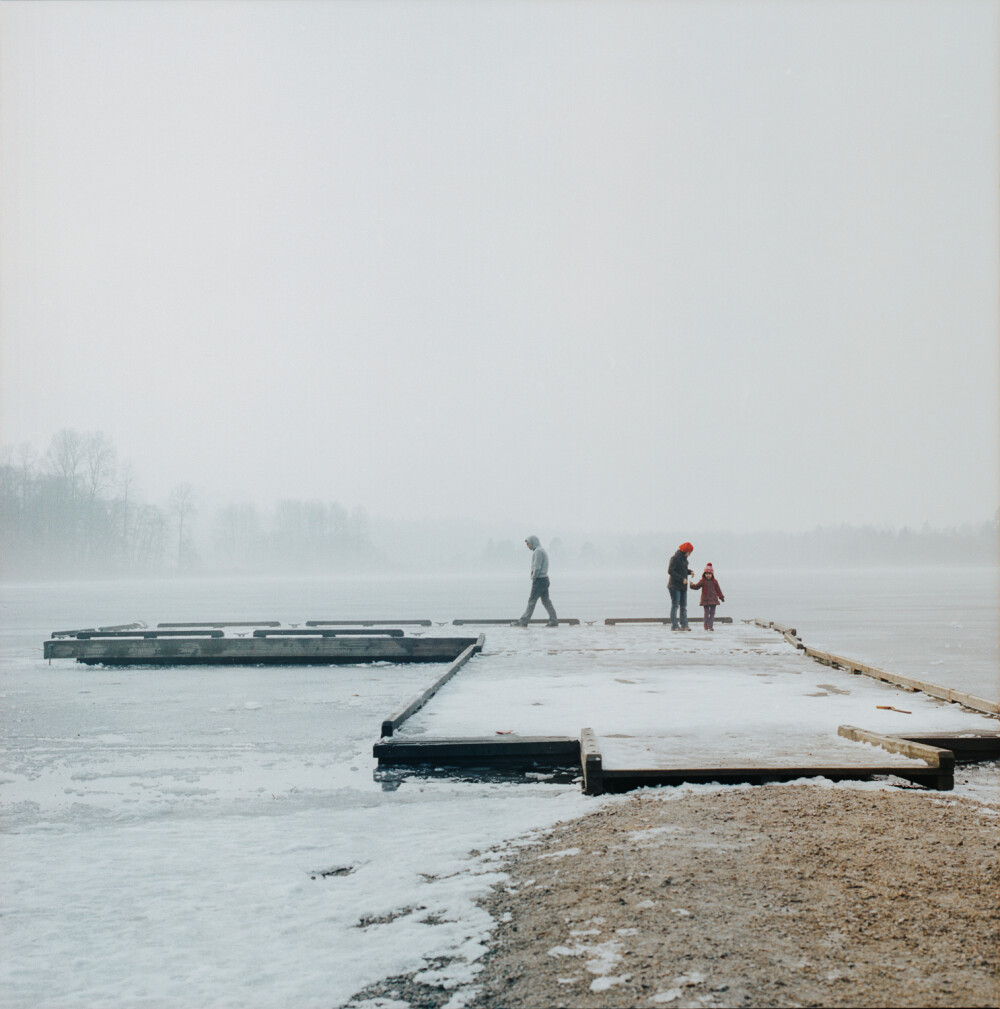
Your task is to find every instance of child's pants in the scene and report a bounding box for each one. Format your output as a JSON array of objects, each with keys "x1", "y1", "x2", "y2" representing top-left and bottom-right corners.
[{"x1": 703, "y1": 604, "x2": 717, "y2": 630}]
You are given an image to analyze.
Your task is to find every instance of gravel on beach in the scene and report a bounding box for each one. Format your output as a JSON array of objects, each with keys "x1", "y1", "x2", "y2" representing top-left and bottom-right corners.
[
  {"x1": 351, "y1": 766, "x2": 999, "y2": 1009},
  {"x1": 470, "y1": 774, "x2": 1000, "y2": 1009}
]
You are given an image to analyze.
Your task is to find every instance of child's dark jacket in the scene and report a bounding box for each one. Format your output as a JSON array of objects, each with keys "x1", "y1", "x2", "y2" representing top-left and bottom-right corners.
[{"x1": 690, "y1": 575, "x2": 725, "y2": 606}]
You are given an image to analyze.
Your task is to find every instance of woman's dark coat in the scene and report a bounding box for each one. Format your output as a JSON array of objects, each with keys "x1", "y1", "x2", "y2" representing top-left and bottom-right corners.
[{"x1": 667, "y1": 549, "x2": 693, "y2": 590}]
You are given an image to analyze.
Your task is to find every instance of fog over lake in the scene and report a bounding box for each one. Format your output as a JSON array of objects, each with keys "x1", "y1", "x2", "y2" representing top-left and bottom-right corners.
[{"x1": 1, "y1": 0, "x2": 996, "y2": 546}]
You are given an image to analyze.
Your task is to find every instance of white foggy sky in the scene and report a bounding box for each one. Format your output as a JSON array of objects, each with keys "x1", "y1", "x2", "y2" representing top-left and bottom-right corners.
[{"x1": 1, "y1": 0, "x2": 997, "y2": 534}]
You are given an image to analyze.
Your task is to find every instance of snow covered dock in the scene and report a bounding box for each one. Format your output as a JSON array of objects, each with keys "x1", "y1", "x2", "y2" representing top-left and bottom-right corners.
[
  {"x1": 375, "y1": 620, "x2": 999, "y2": 792},
  {"x1": 43, "y1": 624, "x2": 478, "y2": 665}
]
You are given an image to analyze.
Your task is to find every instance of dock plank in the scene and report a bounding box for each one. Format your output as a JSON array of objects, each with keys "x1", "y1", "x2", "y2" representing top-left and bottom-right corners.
[
  {"x1": 380, "y1": 635, "x2": 485, "y2": 737},
  {"x1": 604, "y1": 617, "x2": 734, "y2": 625},
  {"x1": 306, "y1": 620, "x2": 433, "y2": 627},
  {"x1": 452, "y1": 619, "x2": 580, "y2": 626},
  {"x1": 374, "y1": 735, "x2": 579, "y2": 766}
]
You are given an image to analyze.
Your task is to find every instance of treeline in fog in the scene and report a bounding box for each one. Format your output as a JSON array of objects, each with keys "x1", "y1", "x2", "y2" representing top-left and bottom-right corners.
[
  {"x1": 387, "y1": 520, "x2": 998, "y2": 572},
  {"x1": 0, "y1": 431, "x2": 375, "y2": 578},
  {"x1": 1, "y1": 431, "x2": 168, "y2": 576},
  {"x1": 2, "y1": 431, "x2": 996, "y2": 580}
]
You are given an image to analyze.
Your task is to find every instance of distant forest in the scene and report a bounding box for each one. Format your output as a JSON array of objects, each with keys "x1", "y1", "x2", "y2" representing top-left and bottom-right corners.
[
  {"x1": 0, "y1": 430, "x2": 375, "y2": 578},
  {"x1": 1, "y1": 430, "x2": 997, "y2": 579}
]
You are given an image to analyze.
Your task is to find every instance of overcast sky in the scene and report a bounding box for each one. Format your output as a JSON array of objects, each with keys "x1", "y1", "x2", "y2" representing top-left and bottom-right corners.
[{"x1": 1, "y1": 0, "x2": 997, "y2": 534}]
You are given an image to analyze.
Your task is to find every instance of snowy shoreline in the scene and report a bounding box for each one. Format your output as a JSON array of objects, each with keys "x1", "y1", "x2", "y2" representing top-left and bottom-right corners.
[{"x1": 3, "y1": 577, "x2": 997, "y2": 1008}]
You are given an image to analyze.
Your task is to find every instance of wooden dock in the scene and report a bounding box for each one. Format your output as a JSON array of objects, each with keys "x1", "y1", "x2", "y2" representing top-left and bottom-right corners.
[
  {"x1": 369, "y1": 618, "x2": 997, "y2": 793},
  {"x1": 43, "y1": 613, "x2": 998, "y2": 793}
]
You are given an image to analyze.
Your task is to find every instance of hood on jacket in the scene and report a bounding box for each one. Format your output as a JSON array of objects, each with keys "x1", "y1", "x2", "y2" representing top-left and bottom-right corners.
[{"x1": 526, "y1": 535, "x2": 541, "y2": 549}]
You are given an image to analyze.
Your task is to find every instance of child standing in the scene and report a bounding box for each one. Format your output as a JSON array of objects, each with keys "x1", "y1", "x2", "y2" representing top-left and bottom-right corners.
[{"x1": 690, "y1": 563, "x2": 725, "y2": 630}]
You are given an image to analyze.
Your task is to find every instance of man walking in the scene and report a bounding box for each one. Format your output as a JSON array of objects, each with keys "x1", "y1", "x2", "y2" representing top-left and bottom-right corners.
[
  {"x1": 514, "y1": 535, "x2": 559, "y2": 627},
  {"x1": 668, "y1": 541, "x2": 694, "y2": 630}
]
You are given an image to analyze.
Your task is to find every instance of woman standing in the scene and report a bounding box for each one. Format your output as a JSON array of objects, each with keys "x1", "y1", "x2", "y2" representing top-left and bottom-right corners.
[{"x1": 667, "y1": 542, "x2": 694, "y2": 630}]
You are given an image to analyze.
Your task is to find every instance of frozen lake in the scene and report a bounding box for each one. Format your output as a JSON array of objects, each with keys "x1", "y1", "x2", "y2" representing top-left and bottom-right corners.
[
  {"x1": 3, "y1": 565, "x2": 996, "y2": 698},
  {"x1": 1, "y1": 568, "x2": 997, "y2": 1008}
]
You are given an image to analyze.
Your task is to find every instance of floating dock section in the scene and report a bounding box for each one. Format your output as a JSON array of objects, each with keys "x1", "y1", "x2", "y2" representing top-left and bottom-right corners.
[{"x1": 44, "y1": 626, "x2": 478, "y2": 666}]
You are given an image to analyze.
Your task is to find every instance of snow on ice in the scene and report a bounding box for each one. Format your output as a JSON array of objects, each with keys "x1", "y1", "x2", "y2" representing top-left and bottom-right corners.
[{"x1": 2, "y1": 598, "x2": 996, "y2": 1008}]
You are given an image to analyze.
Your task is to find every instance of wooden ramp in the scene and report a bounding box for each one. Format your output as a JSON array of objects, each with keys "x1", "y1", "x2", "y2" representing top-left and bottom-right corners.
[{"x1": 44, "y1": 632, "x2": 479, "y2": 666}]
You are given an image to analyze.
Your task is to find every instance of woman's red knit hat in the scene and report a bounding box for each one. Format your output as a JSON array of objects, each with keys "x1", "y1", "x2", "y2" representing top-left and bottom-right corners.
[{"x1": 679, "y1": 541, "x2": 694, "y2": 553}]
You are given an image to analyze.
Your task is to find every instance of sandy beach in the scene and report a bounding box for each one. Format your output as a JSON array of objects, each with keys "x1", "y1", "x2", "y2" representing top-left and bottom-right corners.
[{"x1": 351, "y1": 766, "x2": 999, "y2": 1009}]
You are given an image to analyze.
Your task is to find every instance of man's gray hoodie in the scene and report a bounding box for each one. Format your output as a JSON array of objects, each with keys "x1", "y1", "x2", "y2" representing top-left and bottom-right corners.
[{"x1": 526, "y1": 535, "x2": 549, "y2": 579}]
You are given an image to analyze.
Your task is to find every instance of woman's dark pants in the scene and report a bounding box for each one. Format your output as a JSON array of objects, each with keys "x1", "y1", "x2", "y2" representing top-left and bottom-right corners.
[{"x1": 669, "y1": 586, "x2": 688, "y2": 629}]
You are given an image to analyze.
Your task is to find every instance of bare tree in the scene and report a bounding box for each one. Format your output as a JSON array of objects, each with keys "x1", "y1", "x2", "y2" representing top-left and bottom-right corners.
[
  {"x1": 84, "y1": 432, "x2": 117, "y2": 503},
  {"x1": 115, "y1": 461, "x2": 137, "y2": 561},
  {"x1": 45, "y1": 428, "x2": 86, "y2": 497},
  {"x1": 169, "y1": 483, "x2": 198, "y2": 568},
  {"x1": 212, "y1": 502, "x2": 261, "y2": 569},
  {"x1": 16, "y1": 442, "x2": 37, "y2": 507},
  {"x1": 133, "y1": 503, "x2": 168, "y2": 570}
]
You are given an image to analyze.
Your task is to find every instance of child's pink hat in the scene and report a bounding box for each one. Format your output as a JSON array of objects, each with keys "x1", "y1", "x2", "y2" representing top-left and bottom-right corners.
[{"x1": 704, "y1": 562, "x2": 714, "y2": 572}]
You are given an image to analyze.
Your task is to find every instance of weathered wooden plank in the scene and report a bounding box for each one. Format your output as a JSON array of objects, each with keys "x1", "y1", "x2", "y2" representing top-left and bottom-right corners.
[
  {"x1": 580, "y1": 727, "x2": 603, "y2": 796},
  {"x1": 837, "y1": 724, "x2": 951, "y2": 763},
  {"x1": 594, "y1": 763, "x2": 950, "y2": 791},
  {"x1": 52, "y1": 623, "x2": 146, "y2": 638},
  {"x1": 898, "y1": 732, "x2": 1000, "y2": 761},
  {"x1": 604, "y1": 617, "x2": 734, "y2": 625},
  {"x1": 838, "y1": 724, "x2": 954, "y2": 789},
  {"x1": 76, "y1": 629, "x2": 224, "y2": 639},
  {"x1": 158, "y1": 621, "x2": 282, "y2": 628},
  {"x1": 43, "y1": 635, "x2": 479, "y2": 666},
  {"x1": 373, "y1": 735, "x2": 580, "y2": 765},
  {"x1": 452, "y1": 618, "x2": 581, "y2": 625},
  {"x1": 799, "y1": 644, "x2": 1000, "y2": 716},
  {"x1": 380, "y1": 635, "x2": 486, "y2": 736},
  {"x1": 945, "y1": 689, "x2": 1000, "y2": 715},
  {"x1": 306, "y1": 620, "x2": 433, "y2": 627},
  {"x1": 251, "y1": 628, "x2": 404, "y2": 637}
]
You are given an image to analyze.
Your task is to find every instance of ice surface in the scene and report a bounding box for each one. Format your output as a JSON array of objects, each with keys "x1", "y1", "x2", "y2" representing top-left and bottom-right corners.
[{"x1": 1, "y1": 647, "x2": 594, "y2": 1008}]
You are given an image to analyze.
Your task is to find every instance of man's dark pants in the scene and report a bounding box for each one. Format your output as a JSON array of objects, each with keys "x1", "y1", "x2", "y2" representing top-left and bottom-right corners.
[{"x1": 519, "y1": 576, "x2": 558, "y2": 625}]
